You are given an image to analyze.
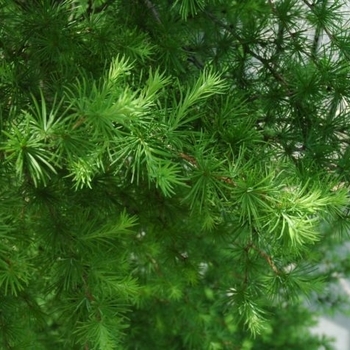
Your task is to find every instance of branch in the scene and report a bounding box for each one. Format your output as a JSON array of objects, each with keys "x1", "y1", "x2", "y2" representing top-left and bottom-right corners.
[
  {"x1": 143, "y1": 0, "x2": 162, "y2": 24},
  {"x1": 92, "y1": 0, "x2": 116, "y2": 15},
  {"x1": 178, "y1": 152, "x2": 236, "y2": 186},
  {"x1": 178, "y1": 152, "x2": 197, "y2": 166},
  {"x1": 301, "y1": 0, "x2": 350, "y2": 60},
  {"x1": 251, "y1": 244, "x2": 280, "y2": 275},
  {"x1": 142, "y1": 1, "x2": 206, "y2": 68},
  {"x1": 267, "y1": 0, "x2": 317, "y2": 62},
  {"x1": 203, "y1": 11, "x2": 291, "y2": 91},
  {"x1": 146, "y1": 254, "x2": 163, "y2": 277}
]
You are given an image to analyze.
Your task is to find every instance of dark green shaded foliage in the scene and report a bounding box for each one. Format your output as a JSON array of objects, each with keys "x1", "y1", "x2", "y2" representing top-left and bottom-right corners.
[{"x1": 0, "y1": 0, "x2": 349, "y2": 348}]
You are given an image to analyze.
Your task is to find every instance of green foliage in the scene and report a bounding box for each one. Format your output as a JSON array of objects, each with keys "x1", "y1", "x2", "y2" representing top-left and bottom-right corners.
[{"x1": 0, "y1": 0, "x2": 349, "y2": 348}]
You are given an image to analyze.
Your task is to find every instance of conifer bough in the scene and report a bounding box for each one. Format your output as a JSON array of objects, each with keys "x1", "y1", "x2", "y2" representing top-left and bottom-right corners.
[{"x1": 0, "y1": 0, "x2": 349, "y2": 349}]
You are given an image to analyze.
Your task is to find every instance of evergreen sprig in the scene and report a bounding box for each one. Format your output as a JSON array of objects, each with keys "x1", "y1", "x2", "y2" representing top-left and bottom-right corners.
[{"x1": 0, "y1": 0, "x2": 349, "y2": 349}]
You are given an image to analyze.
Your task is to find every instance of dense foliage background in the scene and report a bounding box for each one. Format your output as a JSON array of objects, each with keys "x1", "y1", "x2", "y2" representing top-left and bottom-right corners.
[{"x1": 1, "y1": 0, "x2": 350, "y2": 348}]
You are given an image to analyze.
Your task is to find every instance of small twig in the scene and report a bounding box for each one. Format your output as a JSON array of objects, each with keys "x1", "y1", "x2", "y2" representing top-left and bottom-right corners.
[
  {"x1": 251, "y1": 244, "x2": 280, "y2": 274},
  {"x1": 93, "y1": 0, "x2": 116, "y2": 15},
  {"x1": 72, "y1": 117, "x2": 85, "y2": 130},
  {"x1": 87, "y1": 0, "x2": 93, "y2": 16},
  {"x1": 143, "y1": 0, "x2": 162, "y2": 24},
  {"x1": 300, "y1": 0, "x2": 350, "y2": 60},
  {"x1": 146, "y1": 254, "x2": 163, "y2": 277},
  {"x1": 179, "y1": 152, "x2": 197, "y2": 166},
  {"x1": 179, "y1": 152, "x2": 236, "y2": 186},
  {"x1": 204, "y1": 11, "x2": 291, "y2": 91}
]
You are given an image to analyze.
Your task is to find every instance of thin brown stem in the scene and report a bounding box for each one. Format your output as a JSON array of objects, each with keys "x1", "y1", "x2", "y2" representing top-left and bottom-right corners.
[
  {"x1": 251, "y1": 244, "x2": 280, "y2": 274},
  {"x1": 179, "y1": 152, "x2": 236, "y2": 186},
  {"x1": 143, "y1": 0, "x2": 162, "y2": 24}
]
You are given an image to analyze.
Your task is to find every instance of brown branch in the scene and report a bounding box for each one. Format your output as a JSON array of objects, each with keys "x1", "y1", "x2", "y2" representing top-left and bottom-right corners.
[
  {"x1": 300, "y1": 0, "x2": 350, "y2": 60},
  {"x1": 179, "y1": 152, "x2": 197, "y2": 166},
  {"x1": 251, "y1": 244, "x2": 280, "y2": 274},
  {"x1": 178, "y1": 152, "x2": 236, "y2": 186},
  {"x1": 146, "y1": 254, "x2": 163, "y2": 277},
  {"x1": 267, "y1": 0, "x2": 317, "y2": 62},
  {"x1": 92, "y1": 0, "x2": 116, "y2": 15},
  {"x1": 82, "y1": 273, "x2": 95, "y2": 302},
  {"x1": 72, "y1": 117, "x2": 85, "y2": 130},
  {"x1": 143, "y1": 0, "x2": 162, "y2": 24},
  {"x1": 204, "y1": 11, "x2": 292, "y2": 91},
  {"x1": 217, "y1": 176, "x2": 235, "y2": 185}
]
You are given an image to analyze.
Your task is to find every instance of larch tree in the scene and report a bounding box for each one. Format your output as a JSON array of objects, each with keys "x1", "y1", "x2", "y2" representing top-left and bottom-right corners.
[{"x1": 0, "y1": 0, "x2": 350, "y2": 349}]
